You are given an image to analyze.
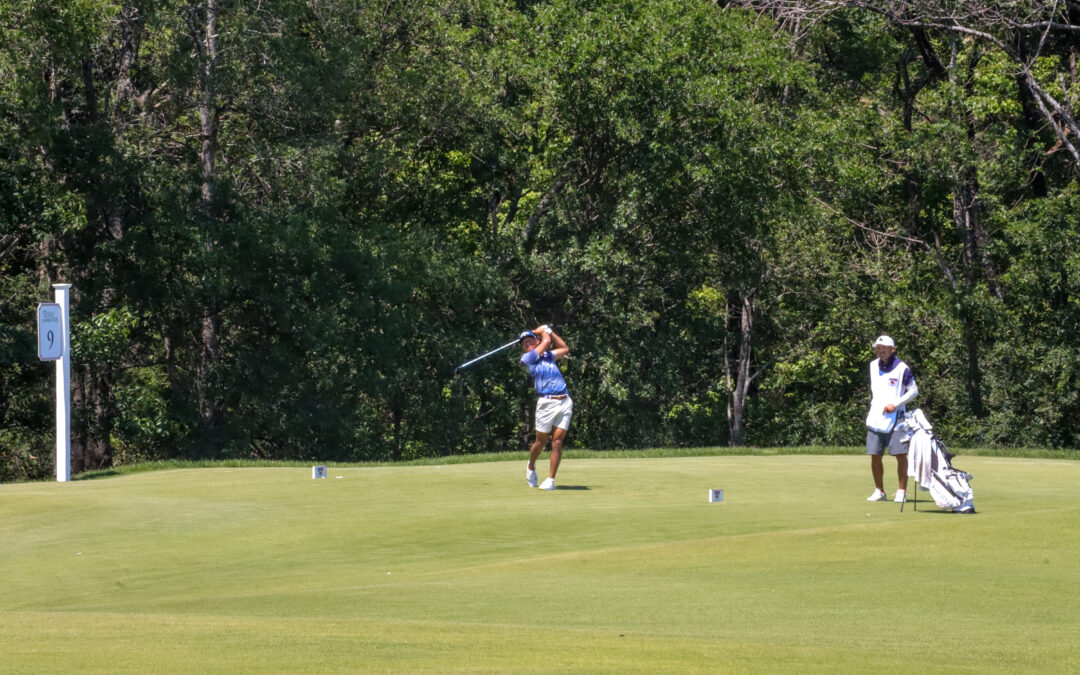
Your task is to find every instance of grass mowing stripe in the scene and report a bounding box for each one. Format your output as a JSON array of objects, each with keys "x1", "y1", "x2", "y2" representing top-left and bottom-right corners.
[
  {"x1": 2, "y1": 456, "x2": 1078, "y2": 673},
  {"x1": 0, "y1": 611, "x2": 930, "y2": 674}
]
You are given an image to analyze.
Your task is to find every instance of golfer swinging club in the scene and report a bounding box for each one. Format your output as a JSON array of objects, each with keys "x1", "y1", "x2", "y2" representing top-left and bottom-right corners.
[{"x1": 520, "y1": 325, "x2": 572, "y2": 490}]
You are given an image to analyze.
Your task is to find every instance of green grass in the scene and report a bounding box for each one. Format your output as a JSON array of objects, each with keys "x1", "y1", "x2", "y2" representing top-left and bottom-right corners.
[
  {"x1": 69, "y1": 444, "x2": 1079, "y2": 481},
  {"x1": 2, "y1": 454, "x2": 1079, "y2": 673}
]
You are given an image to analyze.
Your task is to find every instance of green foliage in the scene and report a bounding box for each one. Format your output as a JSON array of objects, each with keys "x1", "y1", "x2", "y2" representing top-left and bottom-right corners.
[{"x1": 2, "y1": 0, "x2": 1079, "y2": 481}]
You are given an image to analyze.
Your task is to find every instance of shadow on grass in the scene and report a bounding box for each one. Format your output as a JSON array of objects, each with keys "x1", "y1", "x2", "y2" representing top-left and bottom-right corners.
[
  {"x1": 555, "y1": 485, "x2": 590, "y2": 490},
  {"x1": 905, "y1": 498, "x2": 977, "y2": 515},
  {"x1": 915, "y1": 509, "x2": 977, "y2": 515},
  {"x1": 74, "y1": 469, "x2": 123, "y2": 480}
]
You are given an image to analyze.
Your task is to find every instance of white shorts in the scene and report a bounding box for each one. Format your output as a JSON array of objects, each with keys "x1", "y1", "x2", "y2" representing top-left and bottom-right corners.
[{"x1": 534, "y1": 396, "x2": 573, "y2": 434}]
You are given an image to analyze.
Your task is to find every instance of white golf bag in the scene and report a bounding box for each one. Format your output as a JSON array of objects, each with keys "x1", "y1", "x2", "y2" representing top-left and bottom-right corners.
[{"x1": 901, "y1": 409, "x2": 975, "y2": 513}]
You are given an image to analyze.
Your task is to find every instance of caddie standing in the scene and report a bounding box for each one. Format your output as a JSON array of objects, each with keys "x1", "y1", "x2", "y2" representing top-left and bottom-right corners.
[
  {"x1": 519, "y1": 325, "x2": 572, "y2": 491},
  {"x1": 865, "y1": 335, "x2": 919, "y2": 503}
]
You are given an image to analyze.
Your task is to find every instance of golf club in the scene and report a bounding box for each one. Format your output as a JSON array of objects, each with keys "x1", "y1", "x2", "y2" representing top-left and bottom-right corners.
[{"x1": 453, "y1": 338, "x2": 522, "y2": 375}]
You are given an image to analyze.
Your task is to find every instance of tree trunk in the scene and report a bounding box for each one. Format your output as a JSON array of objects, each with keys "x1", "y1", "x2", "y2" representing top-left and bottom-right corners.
[
  {"x1": 950, "y1": 43, "x2": 997, "y2": 418},
  {"x1": 391, "y1": 405, "x2": 403, "y2": 462},
  {"x1": 86, "y1": 366, "x2": 114, "y2": 470},
  {"x1": 727, "y1": 293, "x2": 754, "y2": 446},
  {"x1": 952, "y1": 166, "x2": 1000, "y2": 299},
  {"x1": 163, "y1": 335, "x2": 184, "y2": 415},
  {"x1": 198, "y1": 314, "x2": 220, "y2": 430},
  {"x1": 963, "y1": 315, "x2": 986, "y2": 418},
  {"x1": 70, "y1": 367, "x2": 87, "y2": 474},
  {"x1": 194, "y1": 0, "x2": 222, "y2": 433},
  {"x1": 71, "y1": 364, "x2": 114, "y2": 472},
  {"x1": 115, "y1": 6, "x2": 139, "y2": 104}
]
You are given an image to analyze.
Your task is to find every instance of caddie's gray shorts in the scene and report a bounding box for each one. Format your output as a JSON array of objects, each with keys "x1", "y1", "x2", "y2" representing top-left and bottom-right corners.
[{"x1": 866, "y1": 427, "x2": 906, "y2": 456}]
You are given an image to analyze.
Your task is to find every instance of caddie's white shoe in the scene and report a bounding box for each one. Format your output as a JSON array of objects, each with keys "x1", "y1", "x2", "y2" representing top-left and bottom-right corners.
[
  {"x1": 526, "y1": 466, "x2": 538, "y2": 488},
  {"x1": 539, "y1": 477, "x2": 555, "y2": 491},
  {"x1": 866, "y1": 488, "x2": 887, "y2": 501},
  {"x1": 894, "y1": 489, "x2": 906, "y2": 503}
]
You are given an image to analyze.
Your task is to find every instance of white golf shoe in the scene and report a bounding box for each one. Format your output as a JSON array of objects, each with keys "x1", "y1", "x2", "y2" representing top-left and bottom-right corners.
[
  {"x1": 539, "y1": 477, "x2": 555, "y2": 491},
  {"x1": 893, "y1": 489, "x2": 906, "y2": 503},
  {"x1": 866, "y1": 488, "x2": 887, "y2": 501},
  {"x1": 526, "y1": 466, "x2": 538, "y2": 488}
]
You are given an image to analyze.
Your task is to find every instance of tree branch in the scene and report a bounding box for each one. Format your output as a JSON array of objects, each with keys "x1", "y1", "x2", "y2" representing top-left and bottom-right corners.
[
  {"x1": 1023, "y1": 70, "x2": 1080, "y2": 166},
  {"x1": 813, "y1": 196, "x2": 927, "y2": 246}
]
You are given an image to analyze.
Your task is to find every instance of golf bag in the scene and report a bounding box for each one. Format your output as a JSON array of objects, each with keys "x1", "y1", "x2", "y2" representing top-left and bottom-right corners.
[{"x1": 901, "y1": 409, "x2": 975, "y2": 513}]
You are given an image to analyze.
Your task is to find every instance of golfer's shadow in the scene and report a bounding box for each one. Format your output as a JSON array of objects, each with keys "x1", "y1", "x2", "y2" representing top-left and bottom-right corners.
[{"x1": 554, "y1": 485, "x2": 590, "y2": 490}]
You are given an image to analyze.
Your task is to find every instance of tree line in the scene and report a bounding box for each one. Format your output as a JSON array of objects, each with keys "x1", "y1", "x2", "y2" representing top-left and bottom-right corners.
[{"x1": 2, "y1": 0, "x2": 1077, "y2": 481}]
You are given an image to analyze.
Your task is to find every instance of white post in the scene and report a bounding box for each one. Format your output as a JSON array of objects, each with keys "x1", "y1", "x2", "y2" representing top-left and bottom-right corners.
[{"x1": 53, "y1": 283, "x2": 72, "y2": 482}]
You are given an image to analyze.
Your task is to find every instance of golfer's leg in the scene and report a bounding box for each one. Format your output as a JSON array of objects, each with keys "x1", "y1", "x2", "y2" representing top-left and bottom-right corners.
[
  {"x1": 528, "y1": 431, "x2": 550, "y2": 471},
  {"x1": 896, "y1": 454, "x2": 908, "y2": 491},
  {"x1": 548, "y1": 427, "x2": 568, "y2": 478},
  {"x1": 871, "y1": 454, "x2": 884, "y2": 491}
]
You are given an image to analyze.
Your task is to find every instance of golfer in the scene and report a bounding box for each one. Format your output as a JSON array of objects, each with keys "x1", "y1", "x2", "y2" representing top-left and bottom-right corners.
[
  {"x1": 520, "y1": 325, "x2": 572, "y2": 491},
  {"x1": 865, "y1": 335, "x2": 919, "y2": 503}
]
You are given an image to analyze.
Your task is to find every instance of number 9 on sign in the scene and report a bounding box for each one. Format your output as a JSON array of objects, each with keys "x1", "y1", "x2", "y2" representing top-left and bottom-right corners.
[{"x1": 37, "y1": 303, "x2": 63, "y2": 361}]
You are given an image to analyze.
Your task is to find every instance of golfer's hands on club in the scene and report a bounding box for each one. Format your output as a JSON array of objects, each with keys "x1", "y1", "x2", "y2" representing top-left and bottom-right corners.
[{"x1": 533, "y1": 324, "x2": 569, "y2": 360}]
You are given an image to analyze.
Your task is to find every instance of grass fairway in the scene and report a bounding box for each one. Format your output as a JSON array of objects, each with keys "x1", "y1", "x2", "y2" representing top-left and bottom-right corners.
[{"x1": 2, "y1": 455, "x2": 1079, "y2": 673}]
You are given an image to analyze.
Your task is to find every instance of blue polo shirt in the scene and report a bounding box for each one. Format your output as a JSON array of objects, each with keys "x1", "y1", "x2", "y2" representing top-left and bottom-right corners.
[{"x1": 520, "y1": 350, "x2": 568, "y2": 396}]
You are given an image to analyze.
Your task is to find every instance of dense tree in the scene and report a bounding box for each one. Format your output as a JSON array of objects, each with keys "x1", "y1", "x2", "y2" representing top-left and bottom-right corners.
[
  {"x1": 2, "y1": 0, "x2": 1078, "y2": 481},
  {"x1": 736, "y1": 0, "x2": 1080, "y2": 446}
]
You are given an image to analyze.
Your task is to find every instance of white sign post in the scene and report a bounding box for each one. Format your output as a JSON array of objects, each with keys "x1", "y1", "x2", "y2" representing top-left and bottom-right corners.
[{"x1": 48, "y1": 284, "x2": 72, "y2": 482}]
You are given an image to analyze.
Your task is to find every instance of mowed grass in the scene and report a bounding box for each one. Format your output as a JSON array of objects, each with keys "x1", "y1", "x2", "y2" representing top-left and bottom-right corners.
[{"x1": 2, "y1": 455, "x2": 1079, "y2": 673}]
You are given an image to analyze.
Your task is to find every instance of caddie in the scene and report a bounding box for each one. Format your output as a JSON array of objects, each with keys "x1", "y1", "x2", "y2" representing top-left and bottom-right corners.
[{"x1": 865, "y1": 334, "x2": 919, "y2": 503}]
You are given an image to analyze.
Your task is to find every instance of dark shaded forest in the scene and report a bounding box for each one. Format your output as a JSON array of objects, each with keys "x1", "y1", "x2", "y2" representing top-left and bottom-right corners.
[{"x1": 2, "y1": 0, "x2": 1078, "y2": 480}]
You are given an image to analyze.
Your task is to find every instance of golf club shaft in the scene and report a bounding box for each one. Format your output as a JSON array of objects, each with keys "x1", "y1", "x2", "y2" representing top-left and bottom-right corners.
[{"x1": 455, "y1": 339, "x2": 519, "y2": 372}]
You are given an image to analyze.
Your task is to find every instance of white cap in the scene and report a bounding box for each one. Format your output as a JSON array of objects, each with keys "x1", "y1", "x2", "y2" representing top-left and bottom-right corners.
[{"x1": 872, "y1": 335, "x2": 895, "y2": 348}]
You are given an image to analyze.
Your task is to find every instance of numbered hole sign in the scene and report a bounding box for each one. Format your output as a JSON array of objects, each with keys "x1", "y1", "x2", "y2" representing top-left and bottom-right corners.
[{"x1": 37, "y1": 303, "x2": 63, "y2": 361}]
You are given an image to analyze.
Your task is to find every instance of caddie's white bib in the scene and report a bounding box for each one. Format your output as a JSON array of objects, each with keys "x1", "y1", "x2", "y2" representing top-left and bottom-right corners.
[{"x1": 866, "y1": 358, "x2": 909, "y2": 433}]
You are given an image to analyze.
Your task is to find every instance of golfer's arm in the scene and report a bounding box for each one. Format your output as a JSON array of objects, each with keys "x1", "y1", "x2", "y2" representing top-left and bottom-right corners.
[
  {"x1": 533, "y1": 331, "x2": 552, "y2": 356},
  {"x1": 549, "y1": 331, "x2": 569, "y2": 360}
]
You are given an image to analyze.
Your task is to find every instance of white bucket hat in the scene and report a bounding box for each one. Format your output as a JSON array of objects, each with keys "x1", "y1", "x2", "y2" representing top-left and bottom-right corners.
[{"x1": 872, "y1": 335, "x2": 895, "y2": 348}]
